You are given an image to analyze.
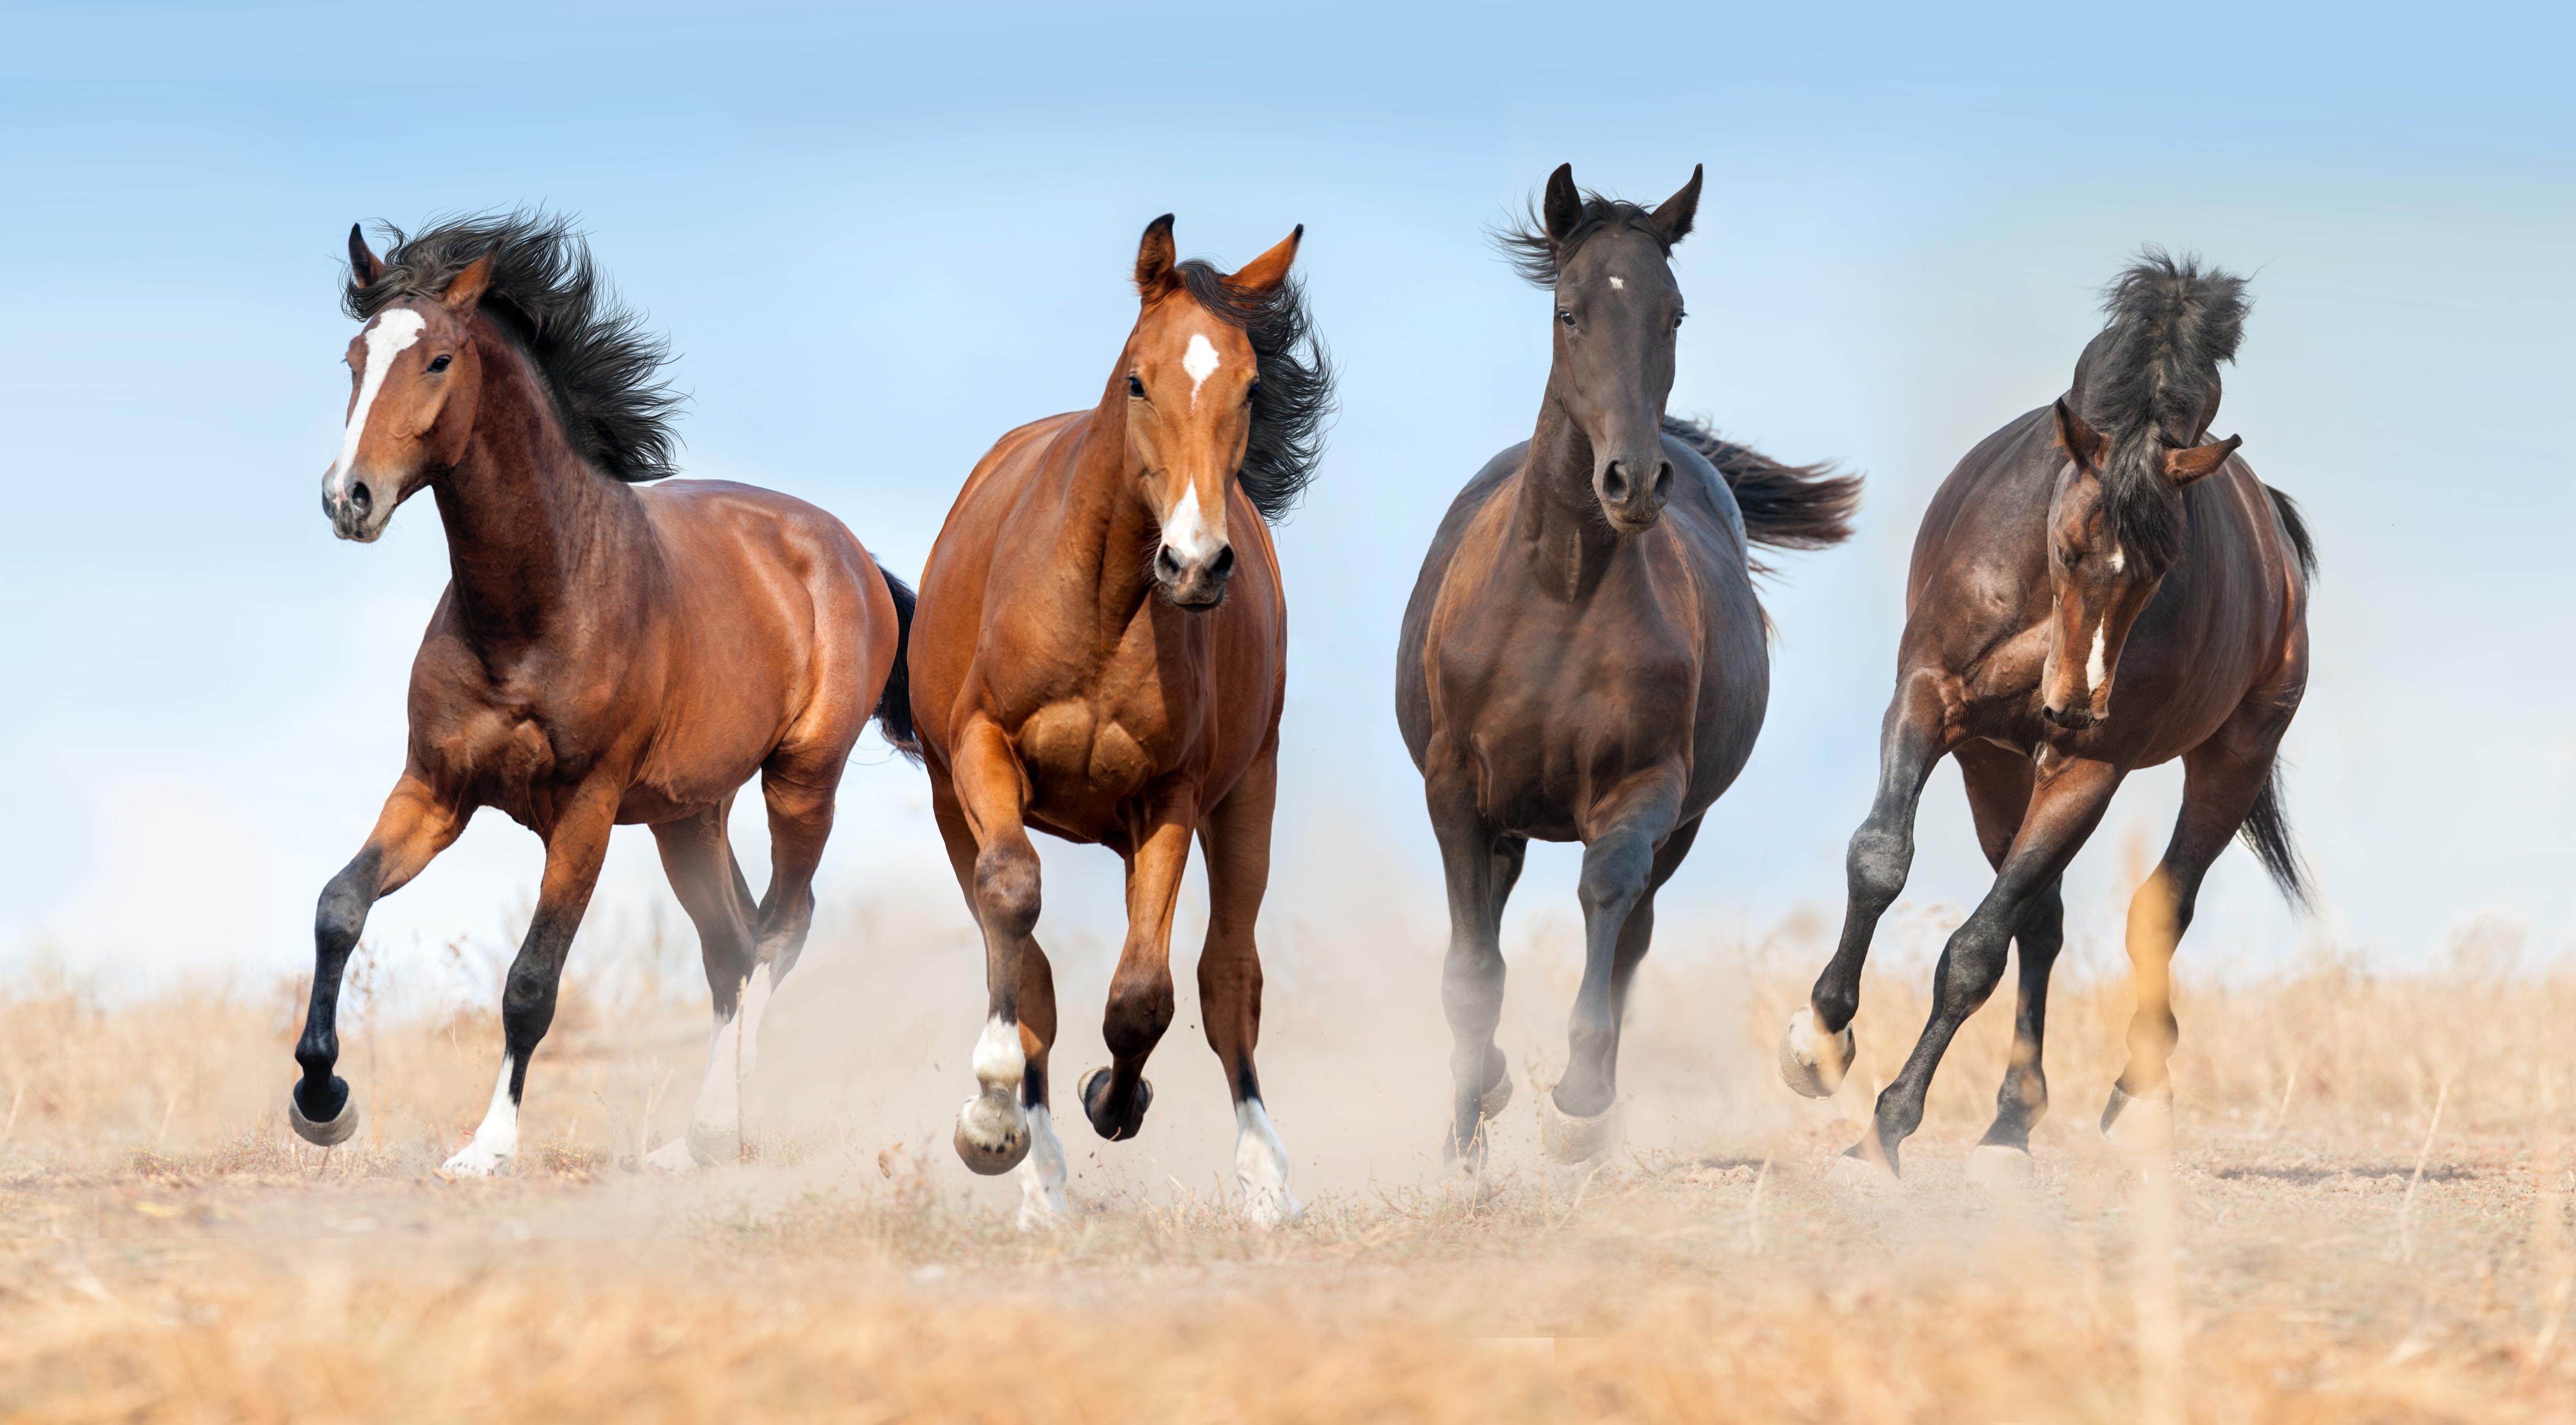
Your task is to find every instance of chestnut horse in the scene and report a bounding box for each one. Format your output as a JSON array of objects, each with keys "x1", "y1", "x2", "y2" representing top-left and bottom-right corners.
[
  {"x1": 910, "y1": 216, "x2": 1329, "y2": 1228},
  {"x1": 1399, "y1": 165, "x2": 1861, "y2": 1168},
  {"x1": 1778, "y1": 252, "x2": 2316, "y2": 1178},
  {"x1": 289, "y1": 214, "x2": 913, "y2": 1175}
]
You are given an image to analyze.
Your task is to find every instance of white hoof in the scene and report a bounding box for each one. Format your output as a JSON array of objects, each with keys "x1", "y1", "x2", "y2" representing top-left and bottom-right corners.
[
  {"x1": 956, "y1": 1091, "x2": 1031, "y2": 1176},
  {"x1": 685, "y1": 1119, "x2": 741, "y2": 1167},
  {"x1": 643, "y1": 1137, "x2": 698, "y2": 1173},
  {"x1": 1234, "y1": 1098, "x2": 1302, "y2": 1226},
  {"x1": 289, "y1": 1089, "x2": 361, "y2": 1148},
  {"x1": 1779, "y1": 1008, "x2": 1855, "y2": 1098},
  {"x1": 1014, "y1": 1106, "x2": 1070, "y2": 1232},
  {"x1": 1825, "y1": 1151, "x2": 1898, "y2": 1195},
  {"x1": 440, "y1": 1140, "x2": 513, "y2": 1178},
  {"x1": 1540, "y1": 1093, "x2": 1619, "y2": 1165},
  {"x1": 1964, "y1": 1144, "x2": 2036, "y2": 1192}
]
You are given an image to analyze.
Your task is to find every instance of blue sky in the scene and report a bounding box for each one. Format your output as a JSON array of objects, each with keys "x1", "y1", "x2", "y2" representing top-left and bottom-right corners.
[{"x1": 3, "y1": 2, "x2": 2570, "y2": 1000}]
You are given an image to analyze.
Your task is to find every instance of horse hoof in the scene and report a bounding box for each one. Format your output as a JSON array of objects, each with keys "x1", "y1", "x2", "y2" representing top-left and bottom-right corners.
[
  {"x1": 1480, "y1": 1067, "x2": 1515, "y2": 1121},
  {"x1": 685, "y1": 1120, "x2": 741, "y2": 1167},
  {"x1": 2101, "y1": 1083, "x2": 2175, "y2": 1150},
  {"x1": 1078, "y1": 1067, "x2": 1154, "y2": 1141},
  {"x1": 1826, "y1": 1150, "x2": 1899, "y2": 1194},
  {"x1": 1965, "y1": 1144, "x2": 2035, "y2": 1192},
  {"x1": 1778, "y1": 1008, "x2": 1855, "y2": 1098},
  {"x1": 954, "y1": 1093, "x2": 1031, "y2": 1175},
  {"x1": 288, "y1": 1082, "x2": 361, "y2": 1148},
  {"x1": 1540, "y1": 1092, "x2": 1619, "y2": 1165},
  {"x1": 643, "y1": 1137, "x2": 698, "y2": 1173}
]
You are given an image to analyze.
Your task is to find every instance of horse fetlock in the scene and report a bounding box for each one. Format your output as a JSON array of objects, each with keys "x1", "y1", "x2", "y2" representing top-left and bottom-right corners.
[
  {"x1": 1234, "y1": 1098, "x2": 1301, "y2": 1227},
  {"x1": 971, "y1": 1015, "x2": 1026, "y2": 1094},
  {"x1": 1014, "y1": 1105, "x2": 1070, "y2": 1231},
  {"x1": 287, "y1": 1078, "x2": 361, "y2": 1148},
  {"x1": 954, "y1": 1087, "x2": 1032, "y2": 1175},
  {"x1": 1779, "y1": 1007, "x2": 1857, "y2": 1098}
]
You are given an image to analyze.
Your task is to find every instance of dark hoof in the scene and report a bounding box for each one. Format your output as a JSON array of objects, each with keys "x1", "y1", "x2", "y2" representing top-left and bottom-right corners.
[
  {"x1": 289, "y1": 1078, "x2": 360, "y2": 1147},
  {"x1": 1079, "y1": 1067, "x2": 1153, "y2": 1141},
  {"x1": 1779, "y1": 1008, "x2": 1855, "y2": 1098},
  {"x1": 954, "y1": 1093, "x2": 1031, "y2": 1175}
]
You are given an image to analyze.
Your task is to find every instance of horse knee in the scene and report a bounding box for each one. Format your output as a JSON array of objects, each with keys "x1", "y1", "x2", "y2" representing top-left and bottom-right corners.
[
  {"x1": 1577, "y1": 836, "x2": 1652, "y2": 917},
  {"x1": 1845, "y1": 825, "x2": 1911, "y2": 912},
  {"x1": 1933, "y1": 931, "x2": 2011, "y2": 1018},
  {"x1": 973, "y1": 845, "x2": 1041, "y2": 940},
  {"x1": 314, "y1": 872, "x2": 372, "y2": 955}
]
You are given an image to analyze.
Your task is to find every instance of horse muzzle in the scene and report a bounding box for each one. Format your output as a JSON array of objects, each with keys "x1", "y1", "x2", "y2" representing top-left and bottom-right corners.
[
  {"x1": 321, "y1": 472, "x2": 392, "y2": 543},
  {"x1": 1596, "y1": 452, "x2": 1673, "y2": 533},
  {"x1": 1155, "y1": 542, "x2": 1234, "y2": 610},
  {"x1": 2042, "y1": 700, "x2": 2103, "y2": 731}
]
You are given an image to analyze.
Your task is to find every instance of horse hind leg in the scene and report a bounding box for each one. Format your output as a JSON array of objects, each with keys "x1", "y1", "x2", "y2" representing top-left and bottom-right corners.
[
  {"x1": 734, "y1": 746, "x2": 850, "y2": 1080},
  {"x1": 2103, "y1": 715, "x2": 2292, "y2": 1137},
  {"x1": 643, "y1": 803, "x2": 759, "y2": 1170},
  {"x1": 1949, "y1": 742, "x2": 2064, "y2": 1184}
]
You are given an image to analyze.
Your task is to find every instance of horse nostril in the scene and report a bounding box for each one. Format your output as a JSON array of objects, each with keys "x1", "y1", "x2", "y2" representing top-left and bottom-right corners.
[
  {"x1": 1156, "y1": 546, "x2": 1183, "y2": 580},
  {"x1": 1209, "y1": 545, "x2": 1236, "y2": 580},
  {"x1": 348, "y1": 481, "x2": 373, "y2": 516},
  {"x1": 1602, "y1": 462, "x2": 1629, "y2": 500},
  {"x1": 1653, "y1": 462, "x2": 1673, "y2": 500}
]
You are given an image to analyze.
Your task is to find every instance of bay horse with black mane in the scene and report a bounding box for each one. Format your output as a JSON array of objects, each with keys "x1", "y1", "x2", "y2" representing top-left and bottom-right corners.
[
  {"x1": 1398, "y1": 164, "x2": 1861, "y2": 1168},
  {"x1": 1778, "y1": 251, "x2": 2316, "y2": 1180},
  {"x1": 289, "y1": 213, "x2": 914, "y2": 1175},
  {"x1": 910, "y1": 215, "x2": 1330, "y2": 1226}
]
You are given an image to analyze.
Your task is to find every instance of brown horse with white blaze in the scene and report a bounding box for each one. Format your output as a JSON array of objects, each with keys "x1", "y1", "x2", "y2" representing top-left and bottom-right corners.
[
  {"x1": 289, "y1": 214, "x2": 914, "y2": 1175},
  {"x1": 1399, "y1": 165, "x2": 1861, "y2": 1169},
  {"x1": 1779, "y1": 251, "x2": 2316, "y2": 1180},
  {"x1": 910, "y1": 215, "x2": 1329, "y2": 1227}
]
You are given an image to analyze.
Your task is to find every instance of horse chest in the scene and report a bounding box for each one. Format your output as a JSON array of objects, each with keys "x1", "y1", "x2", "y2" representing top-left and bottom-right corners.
[{"x1": 1017, "y1": 700, "x2": 1164, "y2": 808}]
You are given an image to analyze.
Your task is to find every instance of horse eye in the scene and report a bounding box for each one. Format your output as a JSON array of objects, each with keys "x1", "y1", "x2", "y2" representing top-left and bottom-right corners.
[
  {"x1": 426, "y1": 354, "x2": 453, "y2": 374},
  {"x1": 1127, "y1": 375, "x2": 1145, "y2": 398},
  {"x1": 1557, "y1": 309, "x2": 1575, "y2": 327},
  {"x1": 1673, "y1": 310, "x2": 1687, "y2": 328},
  {"x1": 1245, "y1": 380, "x2": 1262, "y2": 403}
]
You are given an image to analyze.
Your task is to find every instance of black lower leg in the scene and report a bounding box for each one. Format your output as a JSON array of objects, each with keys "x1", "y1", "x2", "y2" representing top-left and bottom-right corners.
[
  {"x1": 1980, "y1": 879, "x2": 2066, "y2": 1150},
  {"x1": 293, "y1": 847, "x2": 382, "y2": 1122}
]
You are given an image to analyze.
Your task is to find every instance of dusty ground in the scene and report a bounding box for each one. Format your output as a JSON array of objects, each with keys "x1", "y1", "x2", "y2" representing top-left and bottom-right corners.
[{"x1": 3, "y1": 901, "x2": 2570, "y2": 1422}]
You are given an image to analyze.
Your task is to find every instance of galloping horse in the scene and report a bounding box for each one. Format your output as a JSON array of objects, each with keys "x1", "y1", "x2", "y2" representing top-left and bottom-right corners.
[
  {"x1": 1399, "y1": 165, "x2": 1860, "y2": 1167},
  {"x1": 289, "y1": 214, "x2": 914, "y2": 1174},
  {"x1": 911, "y1": 216, "x2": 1331, "y2": 1226},
  {"x1": 1779, "y1": 251, "x2": 2315, "y2": 1178}
]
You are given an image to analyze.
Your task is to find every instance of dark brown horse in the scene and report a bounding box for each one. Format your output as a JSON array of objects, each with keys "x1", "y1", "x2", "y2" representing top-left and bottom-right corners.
[
  {"x1": 288, "y1": 214, "x2": 913, "y2": 1175},
  {"x1": 1779, "y1": 251, "x2": 2316, "y2": 1179},
  {"x1": 910, "y1": 216, "x2": 1330, "y2": 1227},
  {"x1": 1398, "y1": 165, "x2": 1860, "y2": 1167}
]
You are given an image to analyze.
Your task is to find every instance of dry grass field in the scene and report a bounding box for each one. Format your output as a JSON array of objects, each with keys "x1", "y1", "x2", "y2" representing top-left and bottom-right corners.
[{"x1": 3, "y1": 886, "x2": 2570, "y2": 1423}]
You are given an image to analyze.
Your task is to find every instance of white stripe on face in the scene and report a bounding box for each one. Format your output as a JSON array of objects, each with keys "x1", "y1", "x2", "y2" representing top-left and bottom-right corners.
[
  {"x1": 2106, "y1": 543, "x2": 2126, "y2": 574},
  {"x1": 325, "y1": 308, "x2": 427, "y2": 497},
  {"x1": 1162, "y1": 483, "x2": 1223, "y2": 564},
  {"x1": 2085, "y1": 619, "x2": 2109, "y2": 693},
  {"x1": 1182, "y1": 332, "x2": 1221, "y2": 409}
]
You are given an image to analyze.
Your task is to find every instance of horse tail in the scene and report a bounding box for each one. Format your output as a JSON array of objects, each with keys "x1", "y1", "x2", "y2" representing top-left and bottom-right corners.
[
  {"x1": 2266, "y1": 484, "x2": 2319, "y2": 582},
  {"x1": 2238, "y1": 758, "x2": 2311, "y2": 910},
  {"x1": 872, "y1": 564, "x2": 923, "y2": 763},
  {"x1": 1661, "y1": 415, "x2": 1861, "y2": 569}
]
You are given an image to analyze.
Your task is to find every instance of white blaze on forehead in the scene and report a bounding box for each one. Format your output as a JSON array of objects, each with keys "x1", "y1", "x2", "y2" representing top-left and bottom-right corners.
[
  {"x1": 325, "y1": 308, "x2": 427, "y2": 494},
  {"x1": 2106, "y1": 543, "x2": 2126, "y2": 573},
  {"x1": 1608, "y1": 275, "x2": 1626, "y2": 290},
  {"x1": 1162, "y1": 483, "x2": 1224, "y2": 564},
  {"x1": 2085, "y1": 620, "x2": 2109, "y2": 693},
  {"x1": 1181, "y1": 331, "x2": 1222, "y2": 407}
]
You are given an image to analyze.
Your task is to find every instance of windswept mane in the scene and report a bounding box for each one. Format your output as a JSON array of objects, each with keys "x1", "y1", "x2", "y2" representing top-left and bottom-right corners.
[
  {"x1": 1175, "y1": 260, "x2": 1334, "y2": 523},
  {"x1": 344, "y1": 211, "x2": 684, "y2": 483},
  {"x1": 1492, "y1": 191, "x2": 1673, "y2": 287},
  {"x1": 2078, "y1": 248, "x2": 2251, "y2": 569}
]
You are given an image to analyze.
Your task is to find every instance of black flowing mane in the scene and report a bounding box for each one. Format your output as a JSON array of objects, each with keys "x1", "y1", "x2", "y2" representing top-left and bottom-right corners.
[
  {"x1": 2079, "y1": 248, "x2": 2250, "y2": 571},
  {"x1": 1491, "y1": 192, "x2": 1675, "y2": 288},
  {"x1": 344, "y1": 211, "x2": 684, "y2": 483},
  {"x1": 1174, "y1": 259, "x2": 1334, "y2": 523}
]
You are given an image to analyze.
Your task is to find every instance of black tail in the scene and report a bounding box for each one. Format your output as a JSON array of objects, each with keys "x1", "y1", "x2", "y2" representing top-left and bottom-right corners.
[
  {"x1": 2237, "y1": 759, "x2": 2310, "y2": 910},
  {"x1": 873, "y1": 565, "x2": 922, "y2": 763},
  {"x1": 1662, "y1": 415, "x2": 1862, "y2": 569},
  {"x1": 2266, "y1": 484, "x2": 2319, "y2": 582}
]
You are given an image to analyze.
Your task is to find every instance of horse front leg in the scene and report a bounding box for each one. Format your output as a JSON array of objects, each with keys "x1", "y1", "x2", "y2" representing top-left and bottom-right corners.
[
  {"x1": 1545, "y1": 776, "x2": 1684, "y2": 1164},
  {"x1": 1783, "y1": 669, "x2": 1957, "y2": 1098},
  {"x1": 1425, "y1": 753, "x2": 1524, "y2": 1170},
  {"x1": 1081, "y1": 786, "x2": 1198, "y2": 1143},
  {"x1": 440, "y1": 783, "x2": 619, "y2": 1177},
  {"x1": 943, "y1": 718, "x2": 1047, "y2": 1177},
  {"x1": 1857, "y1": 753, "x2": 2120, "y2": 1175},
  {"x1": 290, "y1": 775, "x2": 467, "y2": 1147}
]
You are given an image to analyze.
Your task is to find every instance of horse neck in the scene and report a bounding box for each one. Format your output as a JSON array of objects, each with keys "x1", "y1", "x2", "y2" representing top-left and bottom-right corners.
[
  {"x1": 1058, "y1": 388, "x2": 1164, "y2": 634},
  {"x1": 432, "y1": 325, "x2": 645, "y2": 650},
  {"x1": 1512, "y1": 366, "x2": 1624, "y2": 600}
]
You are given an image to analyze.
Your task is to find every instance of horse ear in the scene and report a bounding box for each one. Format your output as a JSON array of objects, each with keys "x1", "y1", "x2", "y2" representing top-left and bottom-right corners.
[
  {"x1": 1543, "y1": 163, "x2": 1583, "y2": 245},
  {"x1": 2053, "y1": 398, "x2": 2109, "y2": 471},
  {"x1": 1226, "y1": 225, "x2": 1302, "y2": 294},
  {"x1": 2164, "y1": 433, "x2": 2242, "y2": 487},
  {"x1": 347, "y1": 224, "x2": 384, "y2": 288},
  {"x1": 1650, "y1": 164, "x2": 1703, "y2": 245},
  {"x1": 442, "y1": 252, "x2": 494, "y2": 311},
  {"x1": 1134, "y1": 214, "x2": 1179, "y2": 298}
]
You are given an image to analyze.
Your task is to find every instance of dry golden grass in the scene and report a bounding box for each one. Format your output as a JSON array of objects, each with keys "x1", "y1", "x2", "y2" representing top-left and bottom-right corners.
[{"x1": 3, "y1": 904, "x2": 2573, "y2": 1422}]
